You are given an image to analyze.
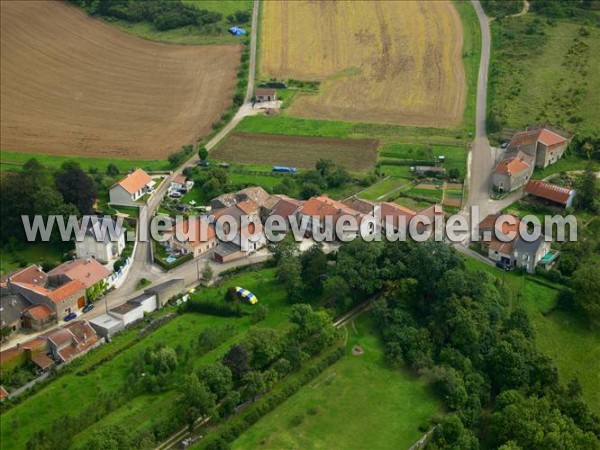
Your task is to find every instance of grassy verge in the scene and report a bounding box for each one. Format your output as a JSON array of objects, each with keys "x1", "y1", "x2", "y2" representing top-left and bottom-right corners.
[
  {"x1": 231, "y1": 315, "x2": 440, "y2": 450},
  {"x1": 463, "y1": 257, "x2": 600, "y2": 414},
  {"x1": 0, "y1": 150, "x2": 169, "y2": 174}
]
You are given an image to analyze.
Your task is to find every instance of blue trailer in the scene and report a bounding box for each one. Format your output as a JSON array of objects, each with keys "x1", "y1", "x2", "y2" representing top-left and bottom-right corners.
[
  {"x1": 228, "y1": 27, "x2": 247, "y2": 36},
  {"x1": 272, "y1": 166, "x2": 297, "y2": 173}
]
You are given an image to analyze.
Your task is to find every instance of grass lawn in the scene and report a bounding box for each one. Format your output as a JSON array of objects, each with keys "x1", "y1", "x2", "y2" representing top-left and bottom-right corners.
[
  {"x1": 463, "y1": 257, "x2": 600, "y2": 414},
  {"x1": 0, "y1": 242, "x2": 68, "y2": 275},
  {"x1": 230, "y1": 172, "x2": 282, "y2": 189},
  {"x1": 0, "y1": 150, "x2": 169, "y2": 174},
  {"x1": 232, "y1": 315, "x2": 440, "y2": 450},
  {"x1": 359, "y1": 177, "x2": 411, "y2": 201},
  {"x1": 404, "y1": 186, "x2": 444, "y2": 203},
  {"x1": 531, "y1": 154, "x2": 599, "y2": 180}
]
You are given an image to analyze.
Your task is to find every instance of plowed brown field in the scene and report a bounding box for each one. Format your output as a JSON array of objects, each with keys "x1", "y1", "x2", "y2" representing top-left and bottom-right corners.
[
  {"x1": 260, "y1": 1, "x2": 465, "y2": 127},
  {"x1": 0, "y1": 1, "x2": 241, "y2": 159},
  {"x1": 213, "y1": 133, "x2": 378, "y2": 171}
]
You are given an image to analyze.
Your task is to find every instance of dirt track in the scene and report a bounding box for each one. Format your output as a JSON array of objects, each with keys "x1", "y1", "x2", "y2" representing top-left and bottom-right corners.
[
  {"x1": 213, "y1": 132, "x2": 378, "y2": 171},
  {"x1": 260, "y1": 1, "x2": 465, "y2": 127},
  {"x1": 0, "y1": 1, "x2": 240, "y2": 159}
]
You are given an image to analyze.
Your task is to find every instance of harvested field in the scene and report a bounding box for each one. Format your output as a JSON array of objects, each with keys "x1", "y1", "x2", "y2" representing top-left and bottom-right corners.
[
  {"x1": 0, "y1": 1, "x2": 241, "y2": 159},
  {"x1": 260, "y1": 1, "x2": 465, "y2": 127},
  {"x1": 212, "y1": 133, "x2": 378, "y2": 172}
]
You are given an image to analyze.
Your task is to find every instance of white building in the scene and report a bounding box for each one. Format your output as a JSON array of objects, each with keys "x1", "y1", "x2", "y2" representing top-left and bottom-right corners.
[{"x1": 75, "y1": 217, "x2": 126, "y2": 263}]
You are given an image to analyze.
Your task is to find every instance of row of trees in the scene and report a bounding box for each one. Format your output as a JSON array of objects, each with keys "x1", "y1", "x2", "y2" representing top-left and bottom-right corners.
[
  {"x1": 1, "y1": 159, "x2": 97, "y2": 246},
  {"x1": 70, "y1": 0, "x2": 223, "y2": 31}
]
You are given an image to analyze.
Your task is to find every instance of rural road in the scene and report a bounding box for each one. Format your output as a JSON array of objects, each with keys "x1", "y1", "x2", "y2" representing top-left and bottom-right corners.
[{"x1": 463, "y1": 0, "x2": 519, "y2": 229}]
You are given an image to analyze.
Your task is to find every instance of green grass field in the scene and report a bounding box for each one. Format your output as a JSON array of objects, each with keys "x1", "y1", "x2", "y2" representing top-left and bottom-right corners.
[
  {"x1": 463, "y1": 258, "x2": 600, "y2": 414},
  {"x1": 489, "y1": 15, "x2": 599, "y2": 136},
  {"x1": 0, "y1": 150, "x2": 169, "y2": 174},
  {"x1": 232, "y1": 315, "x2": 440, "y2": 450},
  {"x1": 359, "y1": 177, "x2": 411, "y2": 201},
  {"x1": 1, "y1": 269, "x2": 293, "y2": 449}
]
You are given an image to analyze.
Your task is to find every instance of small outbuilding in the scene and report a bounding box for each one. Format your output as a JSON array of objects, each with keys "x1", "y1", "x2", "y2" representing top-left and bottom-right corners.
[
  {"x1": 89, "y1": 314, "x2": 124, "y2": 339},
  {"x1": 255, "y1": 88, "x2": 277, "y2": 102},
  {"x1": 524, "y1": 180, "x2": 576, "y2": 209}
]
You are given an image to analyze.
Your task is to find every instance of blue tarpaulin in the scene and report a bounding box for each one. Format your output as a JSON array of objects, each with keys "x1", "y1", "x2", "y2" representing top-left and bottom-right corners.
[{"x1": 228, "y1": 27, "x2": 247, "y2": 36}]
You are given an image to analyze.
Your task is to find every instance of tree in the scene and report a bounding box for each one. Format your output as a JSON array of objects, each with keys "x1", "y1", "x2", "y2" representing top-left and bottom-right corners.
[
  {"x1": 83, "y1": 425, "x2": 132, "y2": 450},
  {"x1": 271, "y1": 234, "x2": 300, "y2": 263},
  {"x1": 201, "y1": 261, "x2": 213, "y2": 284},
  {"x1": 197, "y1": 363, "x2": 233, "y2": 400},
  {"x1": 277, "y1": 255, "x2": 303, "y2": 303},
  {"x1": 245, "y1": 328, "x2": 282, "y2": 369},
  {"x1": 198, "y1": 146, "x2": 209, "y2": 161},
  {"x1": 575, "y1": 166, "x2": 599, "y2": 213},
  {"x1": 243, "y1": 371, "x2": 265, "y2": 402},
  {"x1": 178, "y1": 375, "x2": 216, "y2": 430},
  {"x1": 299, "y1": 182, "x2": 321, "y2": 200},
  {"x1": 106, "y1": 163, "x2": 120, "y2": 176},
  {"x1": 222, "y1": 344, "x2": 251, "y2": 380},
  {"x1": 316, "y1": 158, "x2": 335, "y2": 178},
  {"x1": 300, "y1": 244, "x2": 328, "y2": 293},
  {"x1": 250, "y1": 304, "x2": 269, "y2": 324},
  {"x1": 0, "y1": 326, "x2": 13, "y2": 341},
  {"x1": 428, "y1": 415, "x2": 479, "y2": 450},
  {"x1": 55, "y1": 162, "x2": 97, "y2": 215},
  {"x1": 322, "y1": 275, "x2": 351, "y2": 309},
  {"x1": 150, "y1": 346, "x2": 178, "y2": 374},
  {"x1": 571, "y1": 264, "x2": 600, "y2": 327}
]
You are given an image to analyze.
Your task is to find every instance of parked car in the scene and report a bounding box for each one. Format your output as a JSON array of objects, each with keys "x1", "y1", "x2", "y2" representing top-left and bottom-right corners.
[
  {"x1": 64, "y1": 312, "x2": 77, "y2": 322},
  {"x1": 198, "y1": 161, "x2": 209, "y2": 167},
  {"x1": 169, "y1": 192, "x2": 182, "y2": 198},
  {"x1": 82, "y1": 304, "x2": 95, "y2": 313},
  {"x1": 218, "y1": 162, "x2": 230, "y2": 168},
  {"x1": 500, "y1": 142, "x2": 508, "y2": 149},
  {"x1": 495, "y1": 261, "x2": 512, "y2": 271}
]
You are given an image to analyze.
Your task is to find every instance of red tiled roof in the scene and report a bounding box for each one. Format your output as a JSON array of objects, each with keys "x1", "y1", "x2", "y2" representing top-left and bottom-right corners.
[
  {"x1": 479, "y1": 214, "x2": 523, "y2": 238},
  {"x1": 256, "y1": 88, "x2": 276, "y2": 96},
  {"x1": 508, "y1": 129, "x2": 540, "y2": 148},
  {"x1": 235, "y1": 199, "x2": 259, "y2": 215},
  {"x1": 0, "y1": 347, "x2": 25, "y2": 364},
  {"x1": 537, "y1": 129, "x2": 568, "y2": 147},
  {"x1": 172, "y1": 174, "x2": 187, "y2": 185},
  {"x1": 380, "y1": 202, "x2": 416, "y2": 221},
  {"x1": 170, "y1": 219, "x2": 216, "y2": 247},
  {"x1": 342, "y1": 197, "x2": 376, "y2": 215},
  {"x1": 48, "y1": 259, "x2": 110, "y2": 289},
  {"x1": 488, "y1": 238, "x2": 515, "y2": 255},
  {"x1": 524, "y1": 180, "x2": 574, "y2": 204},
  {"x1": 270, "y1": 196, "x2": 304, "y2": 219},
  {"x1": 46, "y1": 280, "x2": 86, "y2": 303},
  {"x1": 300, "y1": 195, "x2": 359, "y2": 219},
  {"x1": 5, "y1": 265, "x2": 47, "y2": 287},
  {"x1": 494, "y1": 157, "x2": 530, "y2": 176},
  {"x1": 20, "y1": 338, "x2": 48, "y2": 351},
  {"x1": 46, "y1": 328, "x2": 74, "y2": 347},
  {"x1": 25, "y1": 305, "x2": 54, "y2": 321},
  {"x1": 0, "y1": 385, "x2": 8, "y2": 399},
  {"x1": 115, "y1": 169, "x2": 151, "y2": 195},
  {"x1": 31, "y1": 353, "x2": 54, "y2": 370}
]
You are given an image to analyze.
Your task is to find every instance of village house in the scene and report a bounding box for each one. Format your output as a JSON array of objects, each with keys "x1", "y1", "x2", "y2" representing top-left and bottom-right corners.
[
  {"x1": 48, "y1": 258, "x2": 111, "y2": 293},
  {"x1": 210, "y1": 186, "x2": 274, "y2": 211},
  {"x1": 170, "y1": 174, "x2": 193, "y2": 193},
  {"x1": 21, "y1": 304, "x2": 55, "y2": 331},
  {"x1": 166, "y1": 218, "x2": 218, "y2": 258},
  {"x1": 45, "y1": 320, "x2": 99, "y2": 363},
  {"x1": 255, "y1": 88, "x2": 277, "y2": 102},
  {"x1": 109, "y1": 168, "x2": 154, "y2": 206},
  {"x1": 267, "y1": 195, "x2": 305, "y2": 228},
  {"x1": 477, "y1": 214, "x2": 553, "y2": 273},
  {"x1": 492, "y1": 126, "x2": 569, "y2": 192},
  {"x1": 75, "y1": 216, "x2": 125, "y2": 263},
  {"x1": 524, "y1": 180, "x2": 576, "y2": 209},
  {"x1": 212, "y1": 201, "x2": 267, "y2": 263},
  {"x1": 297, "y1": 195, "x2": 373, "y2": 241},
  {"x1": 0, "y1": 293, "x2": 30, "y2": 334},
  {"x1": 2, "y1": 265, "x2": 86, "y2": 318}
]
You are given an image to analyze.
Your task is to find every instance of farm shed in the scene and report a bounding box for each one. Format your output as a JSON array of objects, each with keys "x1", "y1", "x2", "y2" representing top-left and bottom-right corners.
[
  {"x1": 524, "y1": 180, "x2": 576, "y2": 209},
  {"x1": 89, "y1": 314, "x2": 124, "y2": 339},
  {"x1": 255, "y1": 88, "x2": 277, "y2": 102}
]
